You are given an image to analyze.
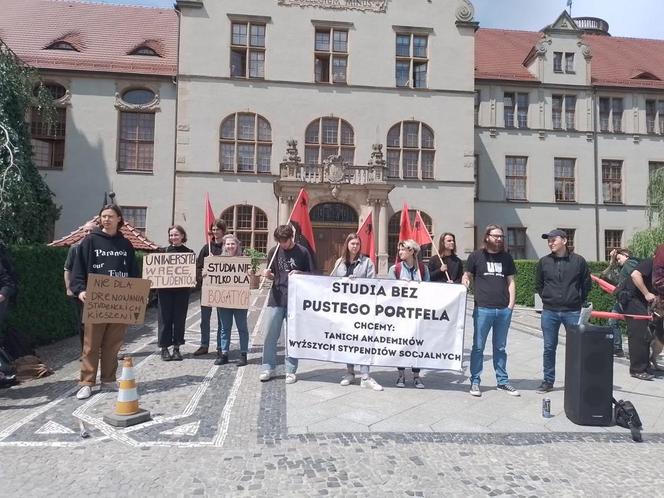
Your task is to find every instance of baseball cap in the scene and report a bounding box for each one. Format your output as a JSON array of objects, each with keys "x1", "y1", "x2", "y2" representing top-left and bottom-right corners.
[{"x1": 541, "y1": 229, "x2": 567, "y2": 239}]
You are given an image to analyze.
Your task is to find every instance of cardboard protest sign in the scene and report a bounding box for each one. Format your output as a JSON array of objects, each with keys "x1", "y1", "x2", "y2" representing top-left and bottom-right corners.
[
  {"x1": 287, "y1": 275, "x2": 467, "y2": 370},
  {"x1": 200, "y1": 256, "x2": 251, "y2": 309},
  {"x1": 83, "y1": 274, "x2": 151, "y2": 325},
  {"x1": 142, "y1": 252, "x2": 196, "y2": 289}
]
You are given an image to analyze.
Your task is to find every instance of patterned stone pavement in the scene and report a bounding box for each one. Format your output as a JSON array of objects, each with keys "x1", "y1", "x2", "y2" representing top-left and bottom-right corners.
[{"x1": 1, "y1": 289, "x2": 664, "y2": 496}]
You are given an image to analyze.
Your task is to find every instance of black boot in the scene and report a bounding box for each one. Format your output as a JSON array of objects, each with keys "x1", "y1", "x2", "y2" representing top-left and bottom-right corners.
[
  {"x1": 172, "y1": 347, "x2": 183, "y2": 361},
  {"x1": 161, "y1": 347, "x2": 172, "y2": 361},
  {"x1": 237, "y1": 352, "x2": 248, "y2": 367},
  {"x1": 214, "y1": 351, "x2": 228, "y2": 365}
]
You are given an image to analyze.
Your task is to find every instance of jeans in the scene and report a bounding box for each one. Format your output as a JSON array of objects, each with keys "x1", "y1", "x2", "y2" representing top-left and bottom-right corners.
[
  {"x1": 540, "y1": 309, "x2": 581, "y2": 384},
  {"x1": 200, "y1": 305, "x2": 222, "y2": 349},
  {"x1": 470, "y1": 307, "x2": 513, "y2": 386},
  {"x1": 218, "y1": 308, "x2": 249, "y2": 353},
  {"x1": 346, "y1": 364, "x2": 370, "y2": 376},
  {"x1": 262, "y1": 306, "x2": 298, "y2": 374},
  {"x1": 608, "y1": 302, "x2": 623, "y2": 349}
]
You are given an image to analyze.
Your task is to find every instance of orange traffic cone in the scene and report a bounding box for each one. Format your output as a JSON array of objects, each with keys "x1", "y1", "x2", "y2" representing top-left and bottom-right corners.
[{"x1": 103, "y1": 356, "x2": 151, "y2": 427}]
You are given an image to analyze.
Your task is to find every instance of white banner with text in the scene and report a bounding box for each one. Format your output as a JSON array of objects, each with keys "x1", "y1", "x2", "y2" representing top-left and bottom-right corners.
[{"x1": 287, "y1": 275, "x2": 467, "y2": 370}]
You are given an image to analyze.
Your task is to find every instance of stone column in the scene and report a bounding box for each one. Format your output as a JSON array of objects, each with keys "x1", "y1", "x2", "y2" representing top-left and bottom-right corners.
[{"x1": 377, "y1": 200, "x2": 389, "y2": 275}]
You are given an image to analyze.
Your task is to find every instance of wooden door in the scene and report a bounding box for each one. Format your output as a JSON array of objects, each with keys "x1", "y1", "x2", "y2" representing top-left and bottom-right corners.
[{"x1": 314, "y1": 227, "x2": 354, "y2": 274}]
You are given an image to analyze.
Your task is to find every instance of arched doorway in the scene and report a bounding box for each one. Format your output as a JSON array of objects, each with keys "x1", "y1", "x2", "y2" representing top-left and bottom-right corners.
[{"x1": 310, "y1": 202, "x2": 358, "y2": 273}]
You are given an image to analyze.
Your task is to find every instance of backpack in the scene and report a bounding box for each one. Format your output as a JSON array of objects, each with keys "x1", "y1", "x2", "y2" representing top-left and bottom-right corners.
[
  {"x1": 652, "y1": 244, "x2": 664, "y2": 296},
  {"x1": 613, "y1": 398, "x2": 643, "y2": 442},
  {"x1": 394, "y1": 261, "x2": 426, "y2": 280}
]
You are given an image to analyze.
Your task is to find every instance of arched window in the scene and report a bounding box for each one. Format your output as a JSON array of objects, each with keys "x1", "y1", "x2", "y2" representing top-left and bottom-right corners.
[
  {"x1": 31, "y1": 83, "x2": 67, "y2": 169},
  {"x1": 388, "y1": 210, "x2": 433, "y2": 261},
  {"x1": 219, "y1": 113, "x2": 272, "y2": 174},
  {"x1": 130, "y1": 46, "x2": 160, "y2": 57},
  {"x1": 46, "y1": 41, "x2": 77, "y2": 51},
  {"x1": 118, "y1": 88, "x2": 156, "y2": 172},
  {"x1": 220, "y1": 205, "x2": 269, "y2": 253},
  {"x1": 386, "y1": 121, "x2": 435, "y2": 180},
  {"x1": 304, "y1": 117, "x2": 354, "y2": 165}
]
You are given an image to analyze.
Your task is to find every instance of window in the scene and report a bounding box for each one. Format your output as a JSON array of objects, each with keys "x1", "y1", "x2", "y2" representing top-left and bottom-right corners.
[
  {"x1": 220, "y1": 204, "x2": 268, "y2": 253},
  {"x1": 388, "y1": 210, "x2": 432, "y2": 261},
  {"x1": 553, "y1": 94, "x2": 576, "y2": 130},
  {"x1": 219, "y1": 113, "x2": 272, "y2": 174},
  {"x1": 46, "y1": 41, "x2": 77, "y2": 51},
  {"x1": 395, "y1": 32, "x2": 428, "y2": 88},
  {"x1": 314, "y1": 28, "x2": 348, "y2": 84},
  {"x1": 645, "y1": 100, "x2": 664, "y2": 134},
  {"x1": 122, "y1": 207, "x2": 147, "y2": 233},
  {"x1": 507, "y1": 227, "x2": 526, "y2": 259},
  {"x1": 599, "y1": 97, "x2": 623, "y2": 133},
  {"x1": 305, "y1": 117, "x2": 355, "y2": 166},
  {"x1": 30, "y1": 83, "x2": 67, "y2": 169},
  {"x1": 474, "y1": 91, "x2": 480, "y2": 125},
  {"x1": 557, "y1": 228, "x2": 576, "y2": 253},
  {"x1": 130, "y1": 46, "x2": 159, "y2": 57},
  {"x1": 553, "y1": 52, "x2": 574, "y2": 73},
  {"x1": 118, "y1": 89, "x2": 155, "y2": 172},
  {"x1": 505, "y1": 156, "x2": 527, "y2": 201},
  {"x1": 604, "y1": 230, "x2": 622, "y2": 261},
  {"x1": 564, "y1": 53, "x2": 575, "y2": 73},
  {"x1": 602, "y1": 160, "x2": 622, "y2": 204},
  {"x1": 554, "y1": 158, "x2": 575, "y2": 202},
  {"x1": 565, "y1": 95, "x2": 576, "y2": 130},
  {"x1": 386, "y1": 121, "x2": 435, "y2": 180},
  {"x1": 230, "y1": 22, "x2": 265, "y2": 79},
  {"x1": 552, "y1": 95, "x2": 562, "y2": 129},
  {"x1": 504, "y1": 92, "x2": 528, "y2": 128},
  {"x1": 553, "y1": 52, "x2": 562, "y2": 73}
]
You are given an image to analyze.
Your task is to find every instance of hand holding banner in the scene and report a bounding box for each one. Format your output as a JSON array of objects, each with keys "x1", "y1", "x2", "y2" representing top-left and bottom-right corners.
[{"x1": 83, "y1": 274, "x2": 151, "y2": 324}]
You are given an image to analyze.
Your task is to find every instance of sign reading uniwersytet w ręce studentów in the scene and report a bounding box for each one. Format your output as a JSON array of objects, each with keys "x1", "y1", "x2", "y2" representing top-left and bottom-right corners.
[
  {"x1": 142, "y1": 252, "x2": 196, "y2": 288},
  {"x1": 200, "y1": 256, "x2": 251, "y2": 309},
  {"x1": 83, "y1": 274, "x2": 151, "y2": 324},
  {"x1": 287, "y1": 275, "x2": 466, "y2": 370}
]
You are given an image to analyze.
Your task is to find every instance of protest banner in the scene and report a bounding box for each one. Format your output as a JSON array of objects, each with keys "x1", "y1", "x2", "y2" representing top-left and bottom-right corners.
[
  {"x1": 83, "y1": 274, "x2": 151, "y2": 325},
  {"x1": 142, "y1": 252, "x2": 196, "y2": 289},
  {"x1": 200, "y1": 256, "x2": 251, "y2": 309},
  {"x1": 287, "y1": 275, "x2": 466, "y2": 370}
]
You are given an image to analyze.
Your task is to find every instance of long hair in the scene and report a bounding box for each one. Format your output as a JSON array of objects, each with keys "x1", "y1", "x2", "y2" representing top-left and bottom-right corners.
[
  {"x1": 482, "y1": 223, "x2": 504, "y2": 248},
  {"x1": 437, "y1": 232, "x2": 456, "y2": 256},
  {"x1": 341, "y1": 233, "x2": 361, "y2": 263},
  {"x1": 98, "y1": 204, "x2": 124, "y2": 229},
  {"x1": 221, "y1": 234, "x2": 242, "y2": 256},
  {"x1": 168, "y1": 224, "x2": 187, "y2": 243}
]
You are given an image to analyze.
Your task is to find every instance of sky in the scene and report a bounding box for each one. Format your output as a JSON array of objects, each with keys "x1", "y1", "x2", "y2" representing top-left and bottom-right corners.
[{"x1": 91, "y1": 0, "x2": 664, "y2": 40}]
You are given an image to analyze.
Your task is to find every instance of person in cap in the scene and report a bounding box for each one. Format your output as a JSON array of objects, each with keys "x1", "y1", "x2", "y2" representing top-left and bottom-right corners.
[{"x1": 535, "y1": 229, "x2": 591, "y2": 393}]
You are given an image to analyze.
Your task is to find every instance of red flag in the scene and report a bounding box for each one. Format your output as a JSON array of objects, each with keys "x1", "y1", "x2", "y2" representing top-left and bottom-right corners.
[
  {"x1": 357, "y1": 213, "x2": 376, "y2": 266},
  {"x1": 399, "y1": 202, "x2": 412, "y2": 242},
  {"x1": 590, "y1": 274, "x2": 616, "y2": 294},
  {"x1": 412, "y1": 210, "x2": 433, "y2": 247},
  {"x1": 204, "y1": 192, "x2": 215, "y2": 244},
  {"x1": 289, "y1": 188, "x2": 317, "y2": 266}
]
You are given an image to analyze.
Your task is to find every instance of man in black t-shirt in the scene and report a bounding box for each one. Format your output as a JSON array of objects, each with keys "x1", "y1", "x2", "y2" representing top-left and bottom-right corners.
[
  {"x1": 259, "y1": 225, "x2": 314, "y2": 384},
  {"x1": 462, "y1": 224, "x2": 519, "y2": 397}
]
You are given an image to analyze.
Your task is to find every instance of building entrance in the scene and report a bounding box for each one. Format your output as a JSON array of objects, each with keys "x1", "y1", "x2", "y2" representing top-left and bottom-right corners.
[{"x1": 310, "y1": 202, "x2": 358, "y2": 273}]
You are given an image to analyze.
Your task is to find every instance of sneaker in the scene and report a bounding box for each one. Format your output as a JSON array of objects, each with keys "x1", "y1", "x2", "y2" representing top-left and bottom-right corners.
[
  {"x1": 340, "y1": 373, "x2": 355, "y2": 386},
  {"x1": 76, "y1": 386, "x2": 92, "y2": 400},
  {"x1": 497, "y1": 384, "x2": 520, "y2": 396},
  {"x1": 193, "y1": 346, "x2": 208, "y2": 356},
  {"x1": 171, "y1": 348, "x2": 183, "y2": 361},
  {"x1": 536, "y1": 381, "x2": 554, "y2": 393},
  {"x1": 413, "y1": 377, "x2": 425, "y2": 389},
  {"x1": 631, "y1": 371, "x2": 655, "y2": 381},
  {"x1": 614, "y1": 348, "x2": 625, "y2": 358},
  {"x1": 469, "y1": 383, "x2": 481, "y2": 397},
  {"x1": 237, "y1": 352, "x2": 248, "y2": 367},
  {"x1": 395, "y1": 375, "x2": 405, "y2": 388},
  {"x1": 259, "y1": 369, "x2": 275, "y2": 382},
  {"x1": 285, "y1": 373, "x2": 297, "y2": 384},
  {"x1": 161, "y1": 347, "x2": 172, "y2": 361},
  {"x1": 360, "y1": 377, "x2": 383, "y2": 391}
]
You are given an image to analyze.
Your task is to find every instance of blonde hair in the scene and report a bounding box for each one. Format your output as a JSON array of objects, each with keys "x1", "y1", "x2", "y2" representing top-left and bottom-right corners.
[{"x1": 398, "y1": 239, "x2": 420, "y2": 255}]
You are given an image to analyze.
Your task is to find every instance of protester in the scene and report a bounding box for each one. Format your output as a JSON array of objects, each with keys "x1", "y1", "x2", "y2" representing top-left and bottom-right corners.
[
  {"x1": 260, "y1": 224, "x2": 314, "y2": 384},
  {"x1": 194, "y1": 219, "x2": 226, "y2": 356},
  {"x1": 535, "y1": 229, "x2": 591, "y2": 393},
  {"x1": 0, "y1": 245, "x2": 17, "y2": 331},
  {"x1": 64, "y1": 221, "x2": 98, "y2": 349},
  {"x1": 216, "y1": 234, "x2": 249, "y2": 367},
  {"x1": 428, "y1": 232, "x2": 463, "y2": 284},
  {"x1": 71, "y1": 204, "x2": 138, "y2": 400},
  {"x1": 462, "y1": 224, "x2": 519, "y2": 397},
  {"x1": 601, "y1": 248, "x2": 639, "y2": 357},
  {"x1": 330, "y1": 233, "x2": 382, "y2": 391},
  {"x1": 388, "y1": 239, "x2": 430, "y2": 389},
  {"x1": 622, "y1": 258, "x2": 657, "y2": 380},
  {"x1": 157, "y1": 225, "x2": 195, "y2": 362}
]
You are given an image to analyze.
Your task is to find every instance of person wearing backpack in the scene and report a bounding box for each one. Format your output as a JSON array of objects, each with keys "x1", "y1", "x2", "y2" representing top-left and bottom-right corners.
[{"x1": 388, "y1": 239, "x2": 430, "y2": 388}]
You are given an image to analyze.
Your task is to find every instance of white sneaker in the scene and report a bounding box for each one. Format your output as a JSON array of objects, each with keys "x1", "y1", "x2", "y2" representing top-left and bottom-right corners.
[
  {"x1": 497, "y1": 384, "x2": 520, "y2": 397},
  {"x1": 360, "y1": 377, "x2": 383, "y2": 391},
  {"x1": 340, "y1": 373, "x2": 355, "y2": 386},
  {"x1": 469, "y1": 383, "x2": 481, "y2": 397},
  {"x1": 285, "y1": 373, "x2": 297, "y2": 384},
  {"x1": 259, "y1": 370, "x2": 275, "y2": 382},
  {"x1": 76, "y1": 386, "x2": 92, "y2": 400}
]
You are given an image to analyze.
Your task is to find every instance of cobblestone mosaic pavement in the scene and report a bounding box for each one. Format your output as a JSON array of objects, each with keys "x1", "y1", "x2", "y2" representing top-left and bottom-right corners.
[{"x1": 2, "y1": 290, "x2": 664, "y2": 496}]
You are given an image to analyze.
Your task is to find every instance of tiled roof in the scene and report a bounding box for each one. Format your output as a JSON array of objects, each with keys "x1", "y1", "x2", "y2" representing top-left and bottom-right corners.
[
  {"x1": 476, "y1": 28, "x2": 664, "y2": 90},
  {"x1": 0, "y1": 0, "x2": 177, "y2": 76},
  {"x1": 49, "y1": 217, "x2": 160, "y2": 251}
]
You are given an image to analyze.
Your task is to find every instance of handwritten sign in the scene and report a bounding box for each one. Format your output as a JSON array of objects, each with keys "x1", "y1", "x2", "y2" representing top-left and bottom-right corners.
[
  {"x1": 142, "y1": 252, "x2": 196, "y2": 288},
  {"x1": 83, "y1": 274, "x2": 151, "y2": 324},
  {"x1": 200, "y1": 256, "x2": 251, "y2": 309}
]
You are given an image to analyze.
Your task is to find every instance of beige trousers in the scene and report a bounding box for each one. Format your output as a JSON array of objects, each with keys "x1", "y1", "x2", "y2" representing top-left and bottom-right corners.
[{"x1": 80, "y1": 322, "x2": 127, "y2": 386}]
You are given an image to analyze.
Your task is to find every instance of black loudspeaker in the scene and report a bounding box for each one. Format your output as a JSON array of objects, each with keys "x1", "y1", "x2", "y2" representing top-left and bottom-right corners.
[{"x1": 564, "y1": 323, "x2": 614, "y2": 426}]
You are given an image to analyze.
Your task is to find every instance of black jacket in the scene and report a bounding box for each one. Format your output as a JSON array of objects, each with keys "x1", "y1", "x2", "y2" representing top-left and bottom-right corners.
[
  {"x1": 428, "y1": 254, "x2": 463, "y2": 283},
  {"x1": 536, "y1": 251, "x2": 591, "y2": 311},
  {"x1": 71, "y1": 229, "x2": 138, "y2": 296},
  {"x1": 196, "y1": 241, "x2": 223, "y2": 286}
]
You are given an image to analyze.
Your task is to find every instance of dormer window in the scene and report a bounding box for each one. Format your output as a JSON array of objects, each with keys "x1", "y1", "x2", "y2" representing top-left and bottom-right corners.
[
  {"x1": 130, "y1": 46, "x2": 160, "y2": 57},
  {"x1": 46, "y1": 41, "x2": 77, "y2": 51},
  {"x1": 553, "y1": 51, "x2": 574, "y2": 73}
]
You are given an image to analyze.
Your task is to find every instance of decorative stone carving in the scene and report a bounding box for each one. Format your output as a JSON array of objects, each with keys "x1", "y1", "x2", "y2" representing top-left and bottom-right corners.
[
  {"x1": 577, "y1": 41, "x2": 593, "y2": 60},
  {"x1": 368, "y1": 144, "x2": 386, "y2": 168},
  {"x1": 53, "y1": 89, "x2": 72, "y2": 107},
  {"x1": 283, "y1": 139, "x2": 301, "y2": 163},
  {"x1": 278, "y1": 0, "x2": 386, "y2": 12},
  {"x1": 114, "y1": 92, "x2": 160, "y2": 112},
  {"x1": 455, "y1": 0, "x2": 474, "y2": 22},
  {"x1": 535, "y1": 36, "x2": 552, "y2": 56},
  {"x1": 324, "y1": 154, "x2": 347, "y2": 184}
]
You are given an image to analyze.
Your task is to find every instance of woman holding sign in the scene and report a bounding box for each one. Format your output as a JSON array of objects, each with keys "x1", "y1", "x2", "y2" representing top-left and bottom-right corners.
[
  {"x1": 71, "y1": 204, "x2": 138, "y2": 400},
  {"x1": 388, "y1": 239, "x2": 430, "y2": 389},
  {"x1": 330, "y1": 233, "x2": 383, "y2": 391},
  {"x1": 157, "y1": 225, "x2": 195, "y2": 362},
  {"x1": 215, "y1": 234, "x2": 250, "y2": 366},
  {"x1": 428, "y1": 233, "x2": 463, "y2": 284}
]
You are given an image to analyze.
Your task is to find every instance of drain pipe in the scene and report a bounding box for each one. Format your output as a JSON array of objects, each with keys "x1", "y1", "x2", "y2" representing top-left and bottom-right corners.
[
  {"x1": 592, "y1": 87, "x2": 600, "y2": 261},
  {"x1": 170, "y1": 7, "x2": 182, "y2": 225}
]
